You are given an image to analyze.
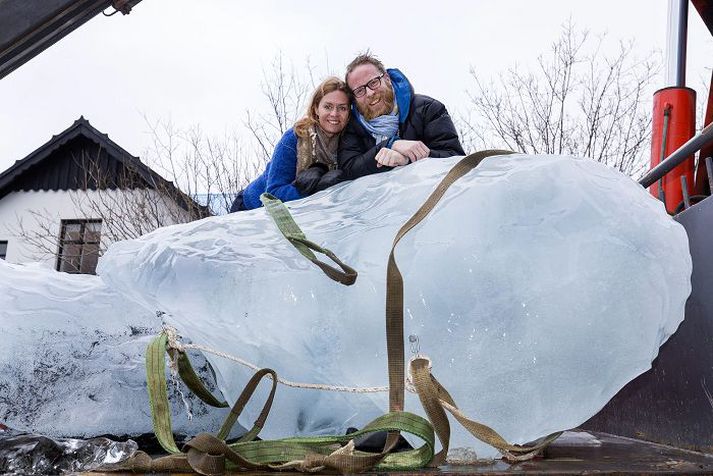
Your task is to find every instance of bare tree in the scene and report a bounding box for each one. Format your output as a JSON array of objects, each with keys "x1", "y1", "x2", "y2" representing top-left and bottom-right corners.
[
  {"x1": 142, "y1": 118, "x2": 257, "y2": 215},
  {"x1": 244, "y1": 52, "x2": 312, "y2": 163},
  {"x1": 461, "y1": 22, "x2": 660, "y2": 178},
  {"x1": 10, "y1": 145, "x2": 210, "y2": 269},
  {"x1": 11, "y1": 209, "x2": 63, "y2": 263},
  {"x1": 12, "y1": 53, "x2": 320, "y2": 269},
  {"x1": 143, "y1": 52, "x2": 317, "y2": 213},
  {"x1": 75, "y1": 148, "x2": 209, "y2": 239}
]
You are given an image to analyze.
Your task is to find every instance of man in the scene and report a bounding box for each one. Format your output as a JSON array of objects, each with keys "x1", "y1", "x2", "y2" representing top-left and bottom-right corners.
[{"x1": 338, "y1": 52, "x2": 465, "y2": 180}]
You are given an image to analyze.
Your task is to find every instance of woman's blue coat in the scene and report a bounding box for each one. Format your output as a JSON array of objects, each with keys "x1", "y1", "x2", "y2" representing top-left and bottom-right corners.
[{"x1": 241, "y1": 128, "x2": 303, "y2": 210}]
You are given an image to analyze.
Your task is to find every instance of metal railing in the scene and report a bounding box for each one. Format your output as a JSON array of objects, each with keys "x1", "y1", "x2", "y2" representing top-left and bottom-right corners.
[{"x1": 638, "y1": 122, "x2": 713, "y2": 189}]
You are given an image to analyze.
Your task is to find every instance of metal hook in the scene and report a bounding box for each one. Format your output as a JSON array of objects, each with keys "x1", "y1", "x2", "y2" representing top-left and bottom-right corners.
[
  {"x1": 103, "y1": 0, "x2": 133, "y2": 16},
  {"x1": 409, "y1": 334, "x2": 420, "y2": 356}
]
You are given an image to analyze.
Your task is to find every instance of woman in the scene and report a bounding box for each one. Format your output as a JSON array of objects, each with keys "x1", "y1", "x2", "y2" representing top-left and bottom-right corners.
[{"x1": 230, "y1": 77, "x2": 350, "y2": 212}]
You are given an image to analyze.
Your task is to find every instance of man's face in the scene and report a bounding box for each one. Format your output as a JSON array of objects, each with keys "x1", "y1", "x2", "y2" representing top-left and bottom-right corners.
[{"x1": 347, "y1": 63, "x2": 394, "y2": 121}]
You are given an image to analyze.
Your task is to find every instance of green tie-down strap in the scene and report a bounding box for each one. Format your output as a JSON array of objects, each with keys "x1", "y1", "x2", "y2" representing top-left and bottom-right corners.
[
  {"x1": 260, "y1": 193, "x2": 357, "y2": 286},
  {"x1": 144, "y1": 333, "x2": 274, "y2": 455},
  {"x1": 166, "y1": 345, "x2": 228, "y2": 409},
  {"x1": 100, "y1": 332, "x2": 436, "y2": 474}
]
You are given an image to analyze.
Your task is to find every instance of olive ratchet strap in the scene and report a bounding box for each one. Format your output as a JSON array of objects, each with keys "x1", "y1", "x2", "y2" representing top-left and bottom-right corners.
[
  {"x1": 101, "y1": 332, "x2": 438, "y2": 474},
  {"x1": 260, "y1": 192, "x2": 357, "y2": 285},
  {"x1": 385, "y1": 150, "x2": 513, "y2": 415},
  {"x1": 166, "y1": 345, "x2": 229, "y2": 409},
  {"x1": 384, "y1": 150, "x2": 562, "y2": 463}
]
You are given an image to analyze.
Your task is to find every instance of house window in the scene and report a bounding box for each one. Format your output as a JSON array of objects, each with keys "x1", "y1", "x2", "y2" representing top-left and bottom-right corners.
[
  {"x1": 0, "y1": 241, "x2": 7, "y2": 260},
  {"x1": 56, "y1": 219, "x2": 102, "y2": 274}
]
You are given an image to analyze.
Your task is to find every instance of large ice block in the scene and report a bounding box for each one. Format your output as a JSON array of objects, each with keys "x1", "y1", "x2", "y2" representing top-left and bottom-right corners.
[
  {"x1": 0, "y1": 261, "x2": 237, "y2": 439},
  {"x1": 98, "y1": 154, "x2": 692, "y2": 459}
]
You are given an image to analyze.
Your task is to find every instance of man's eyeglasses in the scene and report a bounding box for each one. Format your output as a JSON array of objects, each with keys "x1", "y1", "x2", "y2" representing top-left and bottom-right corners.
[{"x1": 351, "y1": 73, "x2": 385, "y2": 98}]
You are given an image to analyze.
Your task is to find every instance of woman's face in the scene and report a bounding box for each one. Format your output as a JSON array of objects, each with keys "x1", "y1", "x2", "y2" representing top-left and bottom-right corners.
[{"x1": 315, "y1": 90, "x2": 350, "y2": 136}]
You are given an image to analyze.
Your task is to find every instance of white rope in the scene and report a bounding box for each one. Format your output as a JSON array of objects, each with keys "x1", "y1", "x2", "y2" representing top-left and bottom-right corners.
[{"x1": 162, "y1": 325, "x2": 404, "y2": 394}]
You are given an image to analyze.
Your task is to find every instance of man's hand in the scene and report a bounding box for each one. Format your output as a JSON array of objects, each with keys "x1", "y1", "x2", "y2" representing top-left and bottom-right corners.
[
  {"x1": 375, "y1": 148, "x2": 410, "y2": 168},
  {"x1": 390, "y1": 140, "x2": 430, "y2": 162}
]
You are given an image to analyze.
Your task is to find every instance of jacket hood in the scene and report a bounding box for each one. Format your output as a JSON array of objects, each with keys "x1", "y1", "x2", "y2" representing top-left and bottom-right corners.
[{"x1": 387, "y1": 68, "x2": 413, "y2": 124}]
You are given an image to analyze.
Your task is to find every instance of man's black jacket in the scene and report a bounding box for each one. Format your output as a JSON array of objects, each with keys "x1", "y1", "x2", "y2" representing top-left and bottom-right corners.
[{"x1": 337, "y1": 94, "x2": 465, "y2": 180}]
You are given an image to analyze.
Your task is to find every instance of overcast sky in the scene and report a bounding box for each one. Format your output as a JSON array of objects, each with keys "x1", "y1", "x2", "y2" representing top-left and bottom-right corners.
[{"x1": 1, "y1": 1, "x2": 712, "y2": 173}]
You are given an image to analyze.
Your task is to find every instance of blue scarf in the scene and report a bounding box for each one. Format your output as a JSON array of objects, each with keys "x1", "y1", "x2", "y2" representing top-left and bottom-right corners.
[
  {"x1": 357, "y1": 111, "x2": 399, "y2": 144},
  {"x1": 353, "y1": 68, "x2": 413, "y2": 144}
]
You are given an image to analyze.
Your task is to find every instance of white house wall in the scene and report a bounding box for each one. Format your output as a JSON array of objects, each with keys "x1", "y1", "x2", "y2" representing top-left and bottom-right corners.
[{"x1": 0, "y1": 189, "x2": 194, "y2": 267}]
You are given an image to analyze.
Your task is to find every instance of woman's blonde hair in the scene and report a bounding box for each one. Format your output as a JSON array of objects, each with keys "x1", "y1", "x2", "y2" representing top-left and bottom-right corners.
[{"x1": 294, "y1": 76, "x2": 350, "y2": 138}]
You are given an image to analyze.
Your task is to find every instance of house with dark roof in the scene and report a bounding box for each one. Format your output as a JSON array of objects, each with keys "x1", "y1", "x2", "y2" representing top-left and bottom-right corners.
[{"x1": 0, "y1": 117, "x2": 209, "y2": 273}]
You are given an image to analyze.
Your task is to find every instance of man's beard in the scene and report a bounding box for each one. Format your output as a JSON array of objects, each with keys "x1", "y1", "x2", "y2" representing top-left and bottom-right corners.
[{"x1": 360, "y1": 85, "x2": 395, "y2": 121}]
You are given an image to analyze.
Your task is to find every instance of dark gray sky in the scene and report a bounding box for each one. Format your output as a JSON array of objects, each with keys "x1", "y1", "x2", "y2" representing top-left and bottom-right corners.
[{"x1": 1, "y1": 1, "x2": 711, "y2": 172}]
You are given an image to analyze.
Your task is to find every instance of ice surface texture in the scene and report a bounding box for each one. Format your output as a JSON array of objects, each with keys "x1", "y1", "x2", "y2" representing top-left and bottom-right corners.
[
  {"x1": 98, "y1": 154, "x2": 692, "y2": 459},
  {"x1": 0, "y1": 262, "x2": 238, "y2": 439}
]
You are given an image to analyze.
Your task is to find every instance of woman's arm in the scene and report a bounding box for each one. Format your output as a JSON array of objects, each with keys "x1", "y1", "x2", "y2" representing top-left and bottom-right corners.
[
  {"x1": 337, "y1": 119, "x2": 392, "y2": 179},
  {"x1": 265, "y1": 129, "x2": 303, "y2": 202}
]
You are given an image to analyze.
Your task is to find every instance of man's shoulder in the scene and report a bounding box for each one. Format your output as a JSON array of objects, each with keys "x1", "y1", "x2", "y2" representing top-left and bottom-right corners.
[
  {"x1": 411, "y1": 94, "x2": 445, "y2": 109},
  {"x1": 409, "y1": 94, "x2": 449, "y2": 122}
]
